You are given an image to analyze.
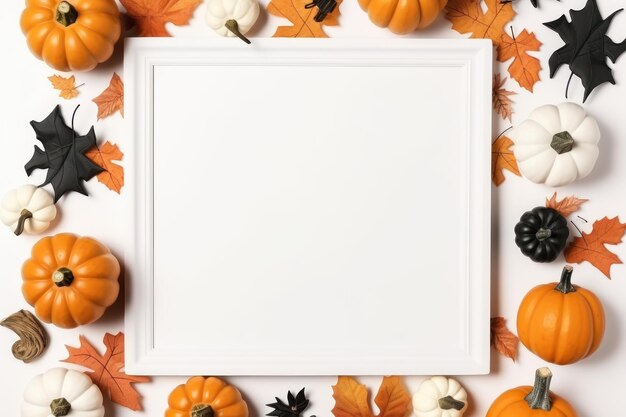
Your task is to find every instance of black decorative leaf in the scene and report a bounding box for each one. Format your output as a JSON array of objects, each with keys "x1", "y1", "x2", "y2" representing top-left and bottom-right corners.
[
  {"x1": 544, "y1": 0, "x2": 626, "y2": 101},
  {"x1": 267, "y1": 389, "x2": 310, "y2": 417},
  {"x1": 25, "y1": 105, "x2": 103, "y2": 202}
]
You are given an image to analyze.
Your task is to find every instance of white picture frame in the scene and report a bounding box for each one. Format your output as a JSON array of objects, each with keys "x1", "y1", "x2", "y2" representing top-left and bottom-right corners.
[{"x1": 124, "y1": 38, "x2": 492, "y2": 376}]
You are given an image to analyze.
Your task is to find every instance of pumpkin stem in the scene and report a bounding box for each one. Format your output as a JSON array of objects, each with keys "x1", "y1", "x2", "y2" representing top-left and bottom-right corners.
[
  {"x1": 555, "y1": 265, "x2": 576, "y2": 294},
  {"x1": 52, "y1": 267, "x2": 74, "y2": 287},
  {"x1": 14, "y1": 209, "x2": 33, "y2": 236},
  {"x1": 551, "y1": 131, "x2": 575, "y2": 154},
  {"x1": 225, "y1": 19, "x2": 251, "y2": 44},
  {"x1": 56, "y1": 1, "x2": 78, "y2": 27},
  {"x1": 50, "y1": 397, "x2": 71, "y2": 417},
  {"x1": 535, "y1": 227, "x2": 552, "y2": 241},
  {"x1": 191, "y1": 404, "x2": 215, "y2": 417},
  {"x1": 438, "y1": 395, "x2": 465, "y2": 411},
  {"x1": 525, "y1": 367, "x2": 553, "y2": 411}
]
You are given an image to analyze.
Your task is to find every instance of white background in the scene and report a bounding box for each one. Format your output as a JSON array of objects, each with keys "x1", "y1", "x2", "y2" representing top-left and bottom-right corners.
[{"x1": 1, "y1": 0, "x2": 625, "y2": 416}]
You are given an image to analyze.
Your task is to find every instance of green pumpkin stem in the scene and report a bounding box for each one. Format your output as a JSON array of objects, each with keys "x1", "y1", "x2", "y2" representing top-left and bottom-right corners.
[
  {"x1": 551, "y1": 131, "x2": 574, "y2": 154},
  {"x1": 191, "y1": 404, "x2": 215, "y2": 417},
  {"x1": 438, "y1": 395, "x2": 465, "y2": 411},
  {"x1": 555, "y1": 265, "x2": 576, "y2": 294},
  {"x1": 56, "y1": 1, "x2": 78, "y2": 27},
  {"x1": 224, "y1": 19, "x2": 251, "y2": 44},
  {"x1": 535, "y1": 227, "x2": 552, "y2": 241},
  {"x1": 52, "y1": 267, "x2": 74, "y2": 287},
  {"x1": 525, "y1": 368, "x2": 553, "y2": 411},
  {"x1": 14, "y1": 209, "x2": 32, "y2": 236},
  {"x1": 50, "y1": 397, "x2": 71, "y2": 417}
]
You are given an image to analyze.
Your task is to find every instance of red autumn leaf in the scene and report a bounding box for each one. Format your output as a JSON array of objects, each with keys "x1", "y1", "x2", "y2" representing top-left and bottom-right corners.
[
  {"x1": 493, "y1": 73, "x2": 515, "y2": 121},
  {"x1": 545, "y1": 192, "x2": 588, "y2": 217},
  {"x1": 62, "y1": 332, "x2": 151, "y2": 411},
  {"x1": 565, "y1": 216, "x2": 626, "y2": 278},
  {"x1": 120, "y1": 0, "x2": 202, "y2": 37},
  {"x1": 491, "y1": 317, "x2": 519, "y2": 361},
  {"x1": 86, "y1": 141, "x2": 125, "y2": 193},
  {"x1": 92, "y1": 73, "x2": 124, "y2": 120},
  {"x1": 332, "y1": 376, "x2": 410, "y2": 417}
]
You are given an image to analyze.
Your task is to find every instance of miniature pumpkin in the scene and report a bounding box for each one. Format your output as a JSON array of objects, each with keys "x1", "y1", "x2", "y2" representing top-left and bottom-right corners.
[
  {"x1": 0, "y1": 185, "x2": 57, "y2": 236},
  {"x1": 517, "y1": 266, "x2": 605, "y2": 365},
  {"x1": 205, "y1": 0, "x2": 259, "y2": 44},
  {"x1": 486, "y1": 368, "x2": 577, "y2": 417},
  {"x1": 413, "y1": 376, "x2": 467, "y2": 417},
  {"x1": 21, "y1": 367, "x2": 105, "y2": 417},
  {"x1": 512, "y1": 102, "x2": 600, "y2": 187},
  {"x1": 21, "y1": 0, "x2": 121, "y2": 72},
  {"x1": 358, "y1": 0, "x2": 448, "y2": 34},
  {"x1": 22, "y1": 233, "x2": 120, "y2": 329},
  {"x1": 166, "y1": 376, "x2": 248, "y2": 417},
  {"x1": 514, "y1": 207, "x2": 569, "y2": 263}
]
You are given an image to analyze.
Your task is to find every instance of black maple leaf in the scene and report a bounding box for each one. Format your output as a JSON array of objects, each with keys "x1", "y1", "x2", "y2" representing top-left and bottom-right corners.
[
  {"x1": 544, "y1": 0, "x2": 626, "y2": 101},
  {"x1": 267, "y1": 388, "x2": 311, "y2": 417},
  {"x1": 25, "y1": 105, "x2": 102, "y2": 202}
]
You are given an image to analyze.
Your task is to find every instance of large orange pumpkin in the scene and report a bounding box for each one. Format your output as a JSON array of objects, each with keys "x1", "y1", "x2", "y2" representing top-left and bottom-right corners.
[
  {"x1": 22, "y1": 233, "x2": 120, "y2": 329},
  {"x1": 486, "y1": 368, "x2": 577, "y2": 417},
  {"x1": 358, "y1": 0, "x2": 448, "y2": 34},
  {"x1": 166, "y1": 376, "x2": 249, "y2": 417},
  {"x1": 21, "y1": 0, "x2": 121, "y2": 72},
  {"x1": 517, "y1": 265, "x2": 605, "y2": 365}
]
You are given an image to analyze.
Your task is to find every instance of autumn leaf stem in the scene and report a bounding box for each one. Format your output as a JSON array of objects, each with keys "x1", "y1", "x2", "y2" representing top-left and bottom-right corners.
[{"x1": 565, "y1": 72, "x2": 574, "y2": 99}]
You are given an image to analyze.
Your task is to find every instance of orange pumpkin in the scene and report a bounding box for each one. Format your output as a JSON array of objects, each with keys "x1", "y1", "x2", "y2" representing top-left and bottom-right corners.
[
  {"x1": 21, "y1": 0, "x2": 121, "y2": 72},
  {"x1": 166, "y1": 376, "x2": 249, "y2": 417},
  {"x1": 21, "y1": 233, "x2": 120, "y2": 329},
  {"x1": 486, "y1": 368, "x2": 577, "y2": 417},
  {"x1": 517, "y1": 265, "x2": 605, "y2": 365},
  {"x1": 358, "y1": 0, "x2": 448, "y2": 34}
]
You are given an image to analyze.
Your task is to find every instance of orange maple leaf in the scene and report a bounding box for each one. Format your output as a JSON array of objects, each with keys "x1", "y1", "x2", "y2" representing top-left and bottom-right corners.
[
  {"x1": 332, "y1": 376, "x2": 410, "y2": 417},
  {"x1": 545, "y1": 192, "x2": 588, "y2": 217},
  {"x1": 267, "y1": 0, "x2": 343, "y2": 38},
  {"x1": 498, "y1": 29, "x2": 542, "y2": 92},
  {"x1": 120, "y1": 0, "x2": 201, "y2": 37},
  {"x1": 93, "y1": 73, "x2": 124, "y2": 120},
  {"x1": 62, "y1": 333, "x2": 151, "y2": 411},
  {"x1": 86, "y1": 141, "x2": 125, "y2": 193},
  {"x1": 445, "y1": 0, "x2": 515, "y2": 47},
  {"x1": 492, "y1": 135, "x2": 520, "y2": 186},
  {"x1": 565, "y1": 217, "x2": 626, "y2": 278},
  {"x1": 491, "y1": 317, "x2": 518, "y2": 361},
  {"x1": 493, "y1": 74, "x2": 515, "y2": 121},
  {"x1": 48, "y1": 75, "x2": 82, "y2": 99}
]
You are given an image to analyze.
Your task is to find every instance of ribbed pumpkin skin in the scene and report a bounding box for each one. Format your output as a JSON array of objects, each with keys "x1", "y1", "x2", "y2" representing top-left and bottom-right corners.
[
  {"x1": 22, "y1": 233, "x2": 120, "y2": 329},
  {"x1": 486, "y1": 386, "x2": 577, "y2": 417},
  {"x1": 166, "y1": 377, "x2": 249, "y2": 417},
  {"x1": 21, "y1": 0, "x2": 121, "y2": 72},
  {"x1": 358, "y1": 0, "x2": 448, "y2": 34},
  {"x1": 517, "y1": 282, "x2": 605, "y2": 365}
]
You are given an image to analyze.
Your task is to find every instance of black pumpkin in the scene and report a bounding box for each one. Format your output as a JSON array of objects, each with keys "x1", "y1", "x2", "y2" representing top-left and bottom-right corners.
[{"x1": 514, "y1": 207, "x2": 570, "y2": 263}]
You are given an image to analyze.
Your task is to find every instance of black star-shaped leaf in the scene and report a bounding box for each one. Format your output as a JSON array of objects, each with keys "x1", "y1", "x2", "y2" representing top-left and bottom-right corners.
[
  {"x1": 544, "y1": 0, "x2": 626, "y2": 101},
  {"x1": 266, "y1": 389, "x2": 310, "y2": 417},
  {"x1": 25, "y1": 105, "x2": 103, "y2": 202}
]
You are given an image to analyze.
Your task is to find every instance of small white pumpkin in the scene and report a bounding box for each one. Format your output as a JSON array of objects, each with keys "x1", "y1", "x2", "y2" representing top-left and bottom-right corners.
[
  {"x1": 512, "y1": 102, "x2": 601, "y2": 187},
  {"x1": 206, "y1": 0, "x2": 260, "y2": 44},
  {"x1": 0, "y1": 185, "x2": 57, "y2": 236},
  {"x1": 21, "y1": 368, "x2": 104, "y2": 417},
  {"x1": 412, "y1": 376, "x2": 467, "y2": 417}
]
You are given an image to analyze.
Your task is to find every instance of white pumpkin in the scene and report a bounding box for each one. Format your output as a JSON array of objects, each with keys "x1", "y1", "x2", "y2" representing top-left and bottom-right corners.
[
  {"x1": 206, "y1": 0, "x2": 260, "y2": 44},
  {"x1": 0, "y1": 185, "x2": 57, "y2": 236},
  {"x1": 412, "y1": 376, "x2": 467, "y2": 417},
  {"x1": 21, "y1": 368, "x2": 104, "y2": 417},
  {"x1": 512, "y1": 102, "x2": 601, "y2": 187}
]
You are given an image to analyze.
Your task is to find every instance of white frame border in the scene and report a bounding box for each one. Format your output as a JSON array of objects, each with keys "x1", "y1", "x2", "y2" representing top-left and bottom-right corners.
[{"x1": 124, "y1": 38, "x2": 492, "y2": 376}]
